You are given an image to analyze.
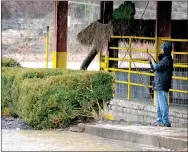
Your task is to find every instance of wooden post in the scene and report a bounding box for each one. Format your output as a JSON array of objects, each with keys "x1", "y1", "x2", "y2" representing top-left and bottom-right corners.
[
  {"x1": 99, "y1": 1, "x2": 114, "y2": 70},
  {"x1": 52, "y1": 1, "x2": 68, "y2": 68},
  {"x1": 100, "y1": 1, "x2": 119, "y2": 69},
  {"x1": 100, "y1": 1, "x2": 113, "y2": 24},
  {"x1": 156, "y1": 1, "x2": 172, "y2": 37},
  {"x1": 154, "y1": 1, "x2": 172, "y2": 106}
]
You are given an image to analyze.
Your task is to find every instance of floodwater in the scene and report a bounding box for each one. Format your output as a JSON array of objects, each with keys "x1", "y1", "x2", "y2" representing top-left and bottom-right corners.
[
  {"x1": 2, "y1": 130, "x2": 131, "y2": 151},
  {"x1": 19, "y1": 61, "x2": 149, "y2": 70},
  {"x1": 20, "y1": 62, "x2": 99, "y2": 70}
]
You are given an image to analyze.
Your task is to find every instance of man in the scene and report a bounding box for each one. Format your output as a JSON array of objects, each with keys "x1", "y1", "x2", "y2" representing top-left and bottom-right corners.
[{"x1": 147, "y1": 42, "x2": 173, "y2": 127}]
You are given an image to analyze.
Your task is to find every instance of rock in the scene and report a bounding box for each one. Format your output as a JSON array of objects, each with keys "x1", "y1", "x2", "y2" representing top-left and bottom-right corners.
[
  {"x1": 7, "y1": 122, "x2": 13, "y2": 125},
  {"x1": 97, "y1": 120, "x2": 103, "y2": 124},
  {"x1": 77, "y1": 123, "x2": 86, "y2": 132},
  {"x1": 77, "y1": 123, "x2": 85, "y2": 129},
  {"x1": 16, "y1": 128, "x2": 20, "y2": 130},
  {"x1": 69, "y1": 127, "x2": 84, "y2": 132},
  {"x1": 57, "y1": 128, "x2": 64, "y2": 131},
  {"x1": 2, "y1": 117, "x2": 31, "y2": 130},
  {"x1": 7, "y1": 118, "x2": 15, "y2": 121}
]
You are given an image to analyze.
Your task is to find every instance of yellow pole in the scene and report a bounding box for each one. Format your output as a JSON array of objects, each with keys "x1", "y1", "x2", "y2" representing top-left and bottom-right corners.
[
  {"x1": 98, "y1": 50, "x2": 101, "y2": 71},
  {"x1": 154, "y1": 37, "x2": 163, "y2": 106},
  {"x1": 128, "y1": 38, "x2": 132, "y2": 100},
  {"x1": 46, "y1": 26, "x2": 49, "y2": 68},
  {"x1": 104, "y1": 54, "x2": 108, "y2": 71},
  {"x1": 153, "y1": 36, "x2": 158, "y2": 106},
  {"x1": 104, "y1": 40, "x2": 109, "y2": 72}
]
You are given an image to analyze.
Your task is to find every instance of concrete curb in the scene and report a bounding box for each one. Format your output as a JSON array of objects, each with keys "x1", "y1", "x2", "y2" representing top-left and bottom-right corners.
[{"x1": 85, "y1": 124, "x2": 187, "y2": 151}]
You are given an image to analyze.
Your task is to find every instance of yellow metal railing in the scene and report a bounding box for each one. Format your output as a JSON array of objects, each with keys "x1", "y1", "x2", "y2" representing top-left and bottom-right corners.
[
  {"x1": 100, "y1": 36, "x2": 188, "y2": 106},
  {"x1": 45, "y1": 26, "x2": 49, "y2": 68}
]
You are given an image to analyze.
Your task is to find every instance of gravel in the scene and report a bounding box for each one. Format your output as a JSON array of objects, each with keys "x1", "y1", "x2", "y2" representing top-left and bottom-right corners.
[
  {"x1": 2, "y1": 117, "x2": 31, "y2": 130},
  {"x1": 1, "y1": 117, "x2": 151, "y2": 130}
]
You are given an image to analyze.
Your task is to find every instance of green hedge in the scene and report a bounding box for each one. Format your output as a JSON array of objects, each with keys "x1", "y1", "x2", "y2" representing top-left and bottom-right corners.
[
  {"x1": 2, "y1": 57, "x2": 21, "y2": 67},
  {"x1": 2, "y1": 67, "x2": 113, "y2": 129},
  {"x1": 2, "y1": 67, "x2": 23, "y2": 116},
  {"x1": 2, "y1": 67, "x2": 73, "y2": 116}
]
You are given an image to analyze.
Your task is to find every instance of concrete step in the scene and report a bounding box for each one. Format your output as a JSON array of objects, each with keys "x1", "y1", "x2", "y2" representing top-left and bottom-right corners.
[
  {"x1": 85, "y1": 124, "x2": 187, "y2": 151},
  {"x1": 99, "y1": 137, "x2": 172, "y2": 151}
]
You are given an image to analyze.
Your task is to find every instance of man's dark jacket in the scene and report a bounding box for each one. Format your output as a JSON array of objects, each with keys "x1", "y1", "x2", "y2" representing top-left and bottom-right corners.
[{"x1": 150, "y1": 54, "x2": 173, "y2": 92}]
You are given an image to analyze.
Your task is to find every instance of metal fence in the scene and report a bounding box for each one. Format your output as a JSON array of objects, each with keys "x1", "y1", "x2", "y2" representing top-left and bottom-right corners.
[
  {"x1": 161, "y1": 38, "x2": 188, "y2": 106},
  {"x1": 101, "y1": 36, "x2": 188, "y2": 106}
]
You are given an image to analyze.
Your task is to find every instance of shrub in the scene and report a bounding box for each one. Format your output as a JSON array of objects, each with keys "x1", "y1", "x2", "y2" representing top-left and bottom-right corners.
[
  {"x1": 2, "y1": 67, "x2": 22, "y2": 116},
  {"x1": 17, "y1": 72, "x2": 113, "y2": 129},
  {"x1": 2, "y1": 67, "x2": 71, "y2": 117},
  {"x1": 2, "y1": 57, "x2": 21, "y2": 67},
  {"x1": 2, "y1": 67, "x2": 113, "y2": 129},
  {"x1": 12, "y1": 68, "x2": 72, "y2": 111}
]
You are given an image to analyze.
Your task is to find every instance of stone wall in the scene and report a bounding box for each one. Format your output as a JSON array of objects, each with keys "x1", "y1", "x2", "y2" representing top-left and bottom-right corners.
[{"x1": 109, "y1": 98, "x2": 188, "y2": 127}]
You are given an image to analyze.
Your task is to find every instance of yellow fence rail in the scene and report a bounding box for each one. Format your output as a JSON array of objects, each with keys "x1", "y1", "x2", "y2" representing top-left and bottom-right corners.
[
  {"x1": 45, "y1": 26, "x2": 49, "y2": 68},
  {"x1": 100, "y1": 36, "x2": 188, "y2": 106}
]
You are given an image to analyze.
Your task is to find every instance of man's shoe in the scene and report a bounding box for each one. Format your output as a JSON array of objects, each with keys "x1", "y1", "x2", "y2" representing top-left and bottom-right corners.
[
  {"x1": 150, "y1": 122, "x2": 162, "y2": 126},
  {"x1": 160, "y1": 123, "x2": 171, "y2": 127}
]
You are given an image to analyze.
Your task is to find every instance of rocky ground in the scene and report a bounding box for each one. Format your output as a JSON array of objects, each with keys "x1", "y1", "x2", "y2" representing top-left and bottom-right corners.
[
  {"x1": 1, "y1": 115, "x2": 148, "y2": 131},
  {"x1": 1, "y1": 116, "x2": 95, "y2": 131},
  {"x1": 2, "y1": 117, "x2": 31, "y2": 130}
]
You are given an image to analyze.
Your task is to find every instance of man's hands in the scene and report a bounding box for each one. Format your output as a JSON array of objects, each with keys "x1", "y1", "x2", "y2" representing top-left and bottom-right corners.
[{"x1": 146, "y1": 49, "x2": 155, "y2": 65}]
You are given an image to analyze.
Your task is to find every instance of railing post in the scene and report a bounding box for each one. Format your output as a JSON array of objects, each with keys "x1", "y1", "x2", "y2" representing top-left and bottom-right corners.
[
  {"x1": 104, "y1": 53, "x2": 109, "y2": 72},
  {"x1": 128, "y1": 37, "x2": 132, "y2": 100},
  {"x1": 104, "y1": 40, "x2": 109, "y2": 72},
  {"x1": 154, "y1": 36, "x2": 163, "y2": 106},
  {"x1": 154, "y1": 36, "x2": 157, "y2": 106},
  {"x1": 46, "y1": 26, "x2": 49, "y2": 68},
  {"x1": 98, "y1": 50, "x2": 102, "y2": 71}
]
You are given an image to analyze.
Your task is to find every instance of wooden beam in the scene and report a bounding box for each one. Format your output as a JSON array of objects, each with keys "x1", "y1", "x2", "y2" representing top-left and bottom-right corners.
[
  {"x1": 53, "y1": 1, "x2": 68, "y2": 68},
  {"x1": 154, "y1": 1, "x2": 172, "y2": 106},
  {"x1": 100, "y1": 1, "x2": 119, "y2": 69},
  {"x1": 100, "y1": 1, "x2": 113, "y2": 24},
  {"x1": 57, "y1": 1, "x2": 68, "y2": 53},
  {"x1": 156, "y1": 1, "x2": 172, "y2": 37}
]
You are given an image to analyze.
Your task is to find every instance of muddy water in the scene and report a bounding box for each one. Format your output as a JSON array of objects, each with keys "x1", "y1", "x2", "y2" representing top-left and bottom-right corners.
[{"x1": 2, "y1": 130, "x2": 131, "y2": 151}]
